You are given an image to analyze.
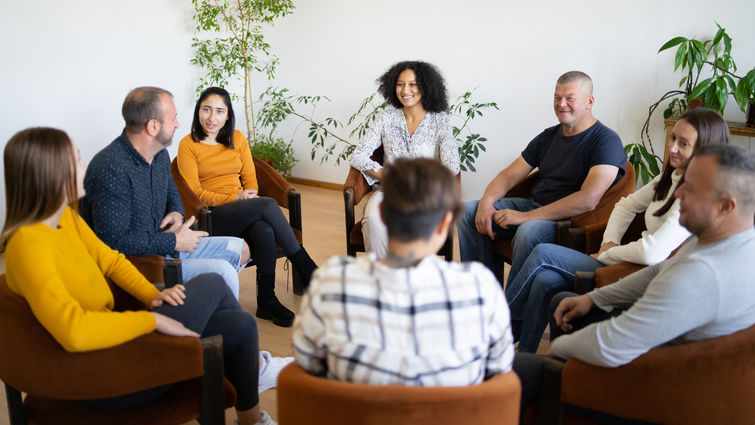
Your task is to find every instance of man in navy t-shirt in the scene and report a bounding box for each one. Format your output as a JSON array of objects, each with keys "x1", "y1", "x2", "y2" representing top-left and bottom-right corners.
[{"x1": 457, "y1": 71, "x2": 626, "y2": 281}]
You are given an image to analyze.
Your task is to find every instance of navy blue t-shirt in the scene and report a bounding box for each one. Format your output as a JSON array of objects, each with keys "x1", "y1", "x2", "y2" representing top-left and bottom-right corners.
[{"x1": 521, "y1": 121, "x2": 626, "y2": 206}]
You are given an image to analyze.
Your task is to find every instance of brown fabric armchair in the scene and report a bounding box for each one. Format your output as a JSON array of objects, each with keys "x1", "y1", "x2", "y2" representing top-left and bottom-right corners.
[
  {"x1": 491, "y1": 162, "x2": 635, "y2": 280},
  {"x1": 574, "y1": 213, "x2": 647, "y2": 294},
  {"x1": 277, "y1": 363, "x2": 521, "y2": 425},
  {"x1": 530, "y1": 325, "x2": 755, "y2": 425},
  {"x1": 0, "y1": 275, "x2": 236, "y2": 425},
  {"x1": 170, "y1": 157, "x2": 306, "y2": 294},
  {"x1": 343, "y1": 147, "x2": 456, "y2": 260}
]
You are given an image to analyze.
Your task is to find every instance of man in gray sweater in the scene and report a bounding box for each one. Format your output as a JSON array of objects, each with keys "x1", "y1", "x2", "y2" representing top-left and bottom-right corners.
[
  {"x1": 513, "y1": 144, "x2": 755, "y2": 412},
  {"x1": 549, "y1": 144, "x2": 755, "y2": 366}
]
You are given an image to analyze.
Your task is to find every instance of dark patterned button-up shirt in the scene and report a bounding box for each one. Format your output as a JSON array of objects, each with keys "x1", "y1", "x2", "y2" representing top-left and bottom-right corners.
[{"x1": 81, "y1": 132, "x2": 183, "y2": 256}]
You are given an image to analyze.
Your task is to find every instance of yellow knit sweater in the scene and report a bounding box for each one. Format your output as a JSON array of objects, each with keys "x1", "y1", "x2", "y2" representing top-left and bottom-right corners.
[
  {"x1": 5, "y1": 207, "x2": 159, "y2": 352},
  {"x1": 177, "y1": 130, "x2": 258, "y2": 207}
]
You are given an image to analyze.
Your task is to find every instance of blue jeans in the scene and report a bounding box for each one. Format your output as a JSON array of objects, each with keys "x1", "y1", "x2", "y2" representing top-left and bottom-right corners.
[
  {"x1": 458, "y1": 197, "x2": 553, "y2": 275},
  {"x1": 167, "y1": 236, "x2": 245, "y2": 299},
  {"x1": 505, "y1": 243, "x2": 603, "y2": 352}
]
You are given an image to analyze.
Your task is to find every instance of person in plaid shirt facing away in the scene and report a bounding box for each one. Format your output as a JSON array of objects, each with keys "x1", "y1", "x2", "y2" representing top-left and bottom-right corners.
[{"x1": 293, "y1": 158, "x2": 515, "y2": 385}]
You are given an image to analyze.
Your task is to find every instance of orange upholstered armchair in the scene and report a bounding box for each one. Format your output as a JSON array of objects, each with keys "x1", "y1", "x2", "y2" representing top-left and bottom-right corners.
[
  {"x1": 0, "y1": 275, "x2": 236, "y2": 425},
  {"x1": 530, "y1": 325, "x2": 755, "y2": 425},
  {"x1": 491, "y1": 162, "x2": 635, "y2": 281},
  {"x1": 170, "y1": 157, "x2": 306, "y2": 294},
  {"x1": 573, "y1": 213, "x2": 647, "y2": 294},
  {"x1": 343, "y1": 146, "x2": 457, "y2": 260},
  {"x1": 277, "y1": 363, "x2": 521, "y2": 425}
]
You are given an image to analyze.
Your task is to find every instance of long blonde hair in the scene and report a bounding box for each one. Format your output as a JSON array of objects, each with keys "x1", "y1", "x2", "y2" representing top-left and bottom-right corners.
[{"x1": 1, "y1": 128, "x2": 79, "y2": 251}]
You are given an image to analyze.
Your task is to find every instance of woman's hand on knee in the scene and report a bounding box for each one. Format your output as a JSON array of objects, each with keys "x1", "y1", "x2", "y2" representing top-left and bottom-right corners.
[
  {"x1": 237, "y1": 189, "x2": 258, "y2": 200},
  {"x1": 150, "y1": 284, "x2": 187, "y2": 308},
  {"x1": 151, "y1": 312, "x2": 199, "y2": 337}
]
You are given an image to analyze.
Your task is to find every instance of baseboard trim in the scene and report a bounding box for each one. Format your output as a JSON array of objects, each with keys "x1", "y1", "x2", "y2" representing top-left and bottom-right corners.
[{"x1": 288, "y1": 177, "x2": 342, "y2": 191}]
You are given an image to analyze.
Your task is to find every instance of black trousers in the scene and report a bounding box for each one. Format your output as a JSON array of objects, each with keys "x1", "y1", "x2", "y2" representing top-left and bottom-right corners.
[
  {"x1": 89, "y1": 273, "x2": 259, "y2": 411},
  {"x1": 513, "y1": 291, "x2": 617, "y2": 415},
  {"x1": 211, "y1": 197, "x2": 301, "y2": 277}
]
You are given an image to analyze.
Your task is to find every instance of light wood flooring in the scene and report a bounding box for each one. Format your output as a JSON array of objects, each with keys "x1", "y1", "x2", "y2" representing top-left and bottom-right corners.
[{"x1": 0, "y1": 184, "x2": 545, "y2": 424}]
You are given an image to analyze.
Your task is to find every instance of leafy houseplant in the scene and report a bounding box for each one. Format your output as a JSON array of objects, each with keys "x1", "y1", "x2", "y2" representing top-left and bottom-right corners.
[
  {"x1": 191, "y1": 0, "x2": 295, "y2": 170},
  {"x1": 629, "y1": 23, "x2": 755, "y2": 184},
  {"x1": 249, "y1": 133, "x2": 298, "y2": 178},
  {"x1": 256, "y1": 87, "x2": 499, "y2": 172}
]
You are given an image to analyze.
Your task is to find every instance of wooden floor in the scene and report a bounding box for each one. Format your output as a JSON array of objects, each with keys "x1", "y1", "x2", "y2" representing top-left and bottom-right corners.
[{"x1": 0, "y1": 184, "x2": 539, "y2": 424}]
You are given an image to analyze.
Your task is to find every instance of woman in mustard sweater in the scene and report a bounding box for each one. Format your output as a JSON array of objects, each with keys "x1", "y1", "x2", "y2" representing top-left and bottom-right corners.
[
  {"x1": 2, "y1": 128, "x2": 277, "y2": 425},
  {"x1": 177, "y1": 87, "x2": 317, "y2": 328}
]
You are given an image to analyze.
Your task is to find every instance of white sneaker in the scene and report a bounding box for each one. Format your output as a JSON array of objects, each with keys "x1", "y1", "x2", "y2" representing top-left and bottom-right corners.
[
  {"x1": 236, "y1": 410, "x2": 277, "y2": 425},
  {"x1": 258, "y1": 350, "x2": 294, "y2": 393}
]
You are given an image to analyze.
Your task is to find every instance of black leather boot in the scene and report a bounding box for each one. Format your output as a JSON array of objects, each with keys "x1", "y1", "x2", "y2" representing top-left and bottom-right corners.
[
  {"x1": 289, "y1": 247, "x2": 318, "y2": 290},
  {"x1": 255, "y1": 270, "x2": 295, "y2": 327}
]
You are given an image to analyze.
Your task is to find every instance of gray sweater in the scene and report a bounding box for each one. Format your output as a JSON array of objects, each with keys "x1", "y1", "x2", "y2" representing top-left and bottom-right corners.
[{"x1": 551, "y1": 229, "x2": 755, "y2": 367}]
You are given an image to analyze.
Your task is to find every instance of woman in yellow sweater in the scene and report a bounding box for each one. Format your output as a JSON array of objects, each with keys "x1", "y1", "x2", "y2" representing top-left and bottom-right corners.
[
  {"x1": 2, "y1": 128, "x2": 277, "y2": 425},
  {"x1": 177, "y1": 87, "x2": 317, "y2": 328}
]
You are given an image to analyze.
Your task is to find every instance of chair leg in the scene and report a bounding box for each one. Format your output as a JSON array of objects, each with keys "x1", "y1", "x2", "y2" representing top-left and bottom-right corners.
[
  {"x1": 5, "y1": 383, "x2": 26, "y2": 425},
  {"x1": 199, "y1": 335, "x2": 226, "y2": 425}
]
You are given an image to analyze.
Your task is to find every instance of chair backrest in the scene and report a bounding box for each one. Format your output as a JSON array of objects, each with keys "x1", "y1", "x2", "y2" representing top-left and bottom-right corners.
[
  {"x1": 277, "y1": 363, "x2": 521, "y2": 425},
  {"x1": 569, "y1": 161, "x2": 635, "y2": 228},
  {"x1": 170, "y1": 158, "x2": 206, "y2": 221}
]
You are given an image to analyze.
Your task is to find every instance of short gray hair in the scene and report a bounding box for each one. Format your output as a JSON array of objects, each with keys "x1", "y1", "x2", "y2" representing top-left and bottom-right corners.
[
  {"x1": 557, "y1": 71, "x2": 593, "y2": 95},
  {"x1": 122, "y1": 87, "x2": 173, "y2": 132},
  {"x1": 697, "y1": 144, "x2": 755, "y2": 210}
]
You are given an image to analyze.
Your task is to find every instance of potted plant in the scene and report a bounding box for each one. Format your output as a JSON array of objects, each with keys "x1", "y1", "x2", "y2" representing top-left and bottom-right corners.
[
  {"x1": 256, "y1": 87, "x2": 499, "y2": 172},
  {"x1": 627, "y1": 23, "x2": 755, "y2": 184},
  {"x1": 191, "y1": 0, "x2": 296, "y2": 173}
]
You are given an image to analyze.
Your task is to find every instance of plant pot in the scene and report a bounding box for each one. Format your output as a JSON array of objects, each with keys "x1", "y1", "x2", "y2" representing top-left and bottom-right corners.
[
  {"x1": 747, "y1": 100, "x2": 755, "y2": 128},
  {"x1": 687, "y1": 97, "x2": 704, "y2": 110}
]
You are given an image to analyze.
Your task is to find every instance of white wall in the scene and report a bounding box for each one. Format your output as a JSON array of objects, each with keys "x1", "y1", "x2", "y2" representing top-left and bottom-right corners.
[{"x1": 1, "y1": 0, "x2": 754, "y2": 226}]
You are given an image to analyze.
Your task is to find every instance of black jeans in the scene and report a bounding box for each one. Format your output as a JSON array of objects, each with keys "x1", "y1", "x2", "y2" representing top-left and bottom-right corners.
[
  {"x1": 89, "y1": 273, "x2": 259, "y2": 411},
  {"x1": 513, "y1": 291, "x2": 617, "y2": 414},
  {"x1": 211, "y1": 197, "x2": 301, "y2": 277}
]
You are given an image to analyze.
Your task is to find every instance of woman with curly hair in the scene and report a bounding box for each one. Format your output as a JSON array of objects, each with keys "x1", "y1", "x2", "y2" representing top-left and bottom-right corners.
[{"x1": 350, "y1": 61, "x2": 460, "y2": 259}]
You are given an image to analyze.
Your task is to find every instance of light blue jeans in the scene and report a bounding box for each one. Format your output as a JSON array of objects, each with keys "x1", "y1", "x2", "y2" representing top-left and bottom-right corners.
[
  {"x1": 166, "y1": 236, "x2": 246, "y2": 300},
  {"x1": 457, "y1": 198, "x2": 556, "y2": 277},
  {"x1": 505, "y1": 243, "x2": 604, "y2": 352}
]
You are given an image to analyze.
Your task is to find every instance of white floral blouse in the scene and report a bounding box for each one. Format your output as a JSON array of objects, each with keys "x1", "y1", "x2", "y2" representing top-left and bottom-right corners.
[{"x1": 350, "y1": 107, "x2": 460, "y2": 186}]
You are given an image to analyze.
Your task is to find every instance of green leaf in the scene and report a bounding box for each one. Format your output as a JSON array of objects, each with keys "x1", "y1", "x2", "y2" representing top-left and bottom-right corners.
[
  {"x1": 640, "y1": 148, "x2": 660, "y2": 176},
  {"x1": 689, "y1": 77, "x2": 713, "y2": 100},
  {"x1": 673, "y1": 43, "x2": 687, "y2": 71},
  {"x1": 659, "y1": 36, "x2": 687, "y2": 53}
]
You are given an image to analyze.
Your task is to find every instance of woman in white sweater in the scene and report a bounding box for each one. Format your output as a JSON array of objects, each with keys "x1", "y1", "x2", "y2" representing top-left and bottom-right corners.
[{"x1": 505, "y1": 108, "x2": 730, "y2": 353}]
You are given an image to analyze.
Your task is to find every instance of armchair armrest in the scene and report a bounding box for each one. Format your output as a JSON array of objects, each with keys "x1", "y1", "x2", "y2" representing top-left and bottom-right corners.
[
  {"x1": 125, "y1": 255, "x2": 182, "y2": 288},
  {"x1": 0, "y1": 280, "x2": 210, "y2": 399},
  {"x1": 555, "y1": 220, "x2": 588, "y2": 253},
  {"x1": 559, "y1": 325, "x2": 755, "y2": 425},
  {"x1": 583, "y1": 221, "x2": 608, "y2": 255},
  {"x1": 254, "y1": 156, "x2": 294, "y2": 209},
  {"x1": 344, "y1": 167, "x2": 371, "y2": 206},
  {"x1": 593, "y1": 262, "x2": 645, "y2": 289},
  {"x1": 253, "y1": 156, "x2": 302, "y2": 239},
  {"x1": 574, "y1": 261, "x2": 646, "y2": 294}
]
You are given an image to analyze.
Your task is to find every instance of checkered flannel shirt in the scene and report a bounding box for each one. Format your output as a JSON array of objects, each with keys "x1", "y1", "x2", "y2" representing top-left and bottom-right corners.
[{"x1": 293, "y1": 254, "x2": 514, "y2": 386}]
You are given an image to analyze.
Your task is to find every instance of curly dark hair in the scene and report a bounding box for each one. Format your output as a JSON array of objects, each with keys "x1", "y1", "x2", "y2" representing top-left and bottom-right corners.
[{"x1": 377, "y1": 61, "x2": 448, "y2": 112}]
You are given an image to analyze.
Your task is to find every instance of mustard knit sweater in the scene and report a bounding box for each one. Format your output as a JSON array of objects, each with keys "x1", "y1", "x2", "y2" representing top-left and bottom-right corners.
[
  {"x1": 5, "y1": 207, "x2": 159, "y2": 352},
  {"x1": 177, "y1": 130, "x2": 258, "y2": 207}
]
